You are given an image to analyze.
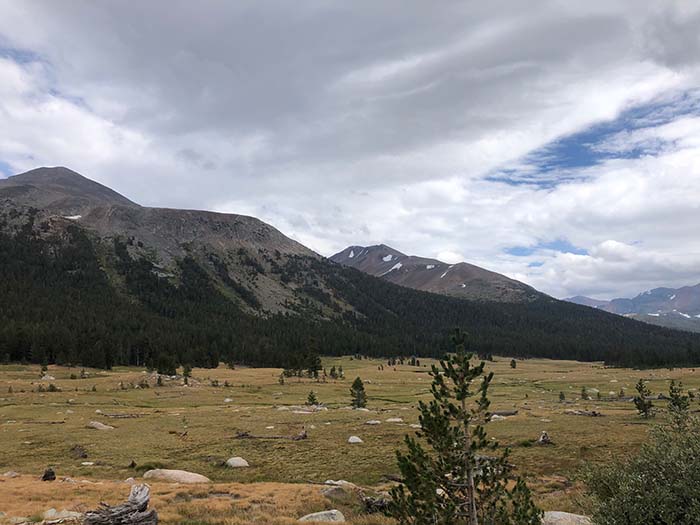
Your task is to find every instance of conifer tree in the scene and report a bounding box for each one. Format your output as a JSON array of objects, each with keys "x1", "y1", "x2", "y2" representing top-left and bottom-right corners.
[
  {"x1": 389, "y1": 329, "x2": 541, "y2": 525},
  {"x1": 306, "y1": 390, "x2": 318, "y2": 406},
  {"x1": 668, "y1": 379, "x2": 689, "y2": 423},
  {"x1": 634, "y1": 379, "x2": 654, "y2": 418},
  {"x1": 510, "y1": 359, "x2": 516, "y2": 369},
  {"x1": 350, "y1": 377, "x2": 367, "y2": 408},
  {"x1": 559, "y1": 391, "x2": 565, "y2": 403}
]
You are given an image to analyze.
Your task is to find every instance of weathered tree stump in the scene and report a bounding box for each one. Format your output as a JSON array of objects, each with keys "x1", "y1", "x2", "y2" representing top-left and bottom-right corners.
[{"x1": 84, "y1": 484, "x2": 158, "y2": 525}]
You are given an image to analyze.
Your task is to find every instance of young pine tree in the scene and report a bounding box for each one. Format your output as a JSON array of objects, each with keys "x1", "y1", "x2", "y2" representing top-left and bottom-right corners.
[
  {"x1": 389, "y1": 329, "x2": 541, "y2": 525},
  {"x1": 668, "y1": 379, "x2": 690, "y2": 424},
  {"x1": 350, "y1": 377, "x2": 367, "y2": 408},
  {"x1": 306, "y1": 390, "x2": 319, "y2": 406},
  {"x1": 634, "y1": 379, "x2": 654, "y2": 418},
  {"x1": 510, "y1": 359, "x2": 517, "y2": 369}
]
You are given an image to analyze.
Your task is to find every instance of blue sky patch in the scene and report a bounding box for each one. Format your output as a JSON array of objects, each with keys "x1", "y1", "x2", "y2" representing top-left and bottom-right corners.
[
  {"x1": 0, "y1": 161, "x2": 12, "y2": 178},
  {"x1": 488, "y1": 88, "x2": 700, "y2": 187},
  {"x1": 506, "y1": 239, "x2": 588, "y2": 257}
]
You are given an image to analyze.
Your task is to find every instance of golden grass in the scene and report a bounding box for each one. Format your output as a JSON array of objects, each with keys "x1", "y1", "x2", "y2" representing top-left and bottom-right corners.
[{"x1": 1, "y1": 356, "x2": 697, "y2": 522}]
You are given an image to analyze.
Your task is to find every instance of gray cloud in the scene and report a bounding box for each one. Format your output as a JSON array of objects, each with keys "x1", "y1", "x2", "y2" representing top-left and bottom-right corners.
[{"x1": 1, "y1": 0, "x2": 700, "y2": 299}]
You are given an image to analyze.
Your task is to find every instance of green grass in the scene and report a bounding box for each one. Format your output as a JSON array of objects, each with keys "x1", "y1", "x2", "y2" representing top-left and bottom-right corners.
[{"x1": 1, "y1": 356, "x2": 697, "y2": 516}]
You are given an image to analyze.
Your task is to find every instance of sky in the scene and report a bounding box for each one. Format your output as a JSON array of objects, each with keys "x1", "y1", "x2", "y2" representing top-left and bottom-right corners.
[{"x1": 1, "y1": 1, "x2": 700, "y2": 300}]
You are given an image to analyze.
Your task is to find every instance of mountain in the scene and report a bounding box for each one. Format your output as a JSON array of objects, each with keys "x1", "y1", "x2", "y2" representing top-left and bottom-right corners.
[
  {"x1": 331, "y1": 244, "x2": 540, "y2": 302},
  {"x1": 2, "y1": 166, "x2": 700, "y2": 370},
  {"x1": 566, "y1": 285, "x2": 700, "y2": 333}
]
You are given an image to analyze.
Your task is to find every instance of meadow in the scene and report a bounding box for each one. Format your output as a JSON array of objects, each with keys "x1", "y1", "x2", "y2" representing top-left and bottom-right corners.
[{"x1": 0, "y1": 356, "x2": 696, "y2": 523}]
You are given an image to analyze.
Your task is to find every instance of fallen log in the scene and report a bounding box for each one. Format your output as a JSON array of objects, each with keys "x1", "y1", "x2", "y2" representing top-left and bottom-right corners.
[
  {"x1": 101, "y1": 413, "x2": 144, "y2": 419},
  {"x1": 84, "y1": 483, "x2": 158, "y2": 525},
  {"x1": 234, "y1": 429, "x2": 307, "y2": 441}
]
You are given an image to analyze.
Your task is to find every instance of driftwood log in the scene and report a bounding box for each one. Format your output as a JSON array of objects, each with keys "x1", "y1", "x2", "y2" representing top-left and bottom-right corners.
[{"x1": 84, "y1": 484, "x2": 157, "y2": 525}]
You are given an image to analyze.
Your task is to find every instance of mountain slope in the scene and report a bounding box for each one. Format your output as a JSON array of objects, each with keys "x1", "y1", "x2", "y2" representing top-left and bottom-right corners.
[
  {"x1": 566, "y1": 285, "x2": 700, "y2": 333},
  {"x1": 331, "y1": 244, "x2": 540, "y2": 302},
  {"x1": 2, "y1": 167, "x2": 700, "y2": 369}
]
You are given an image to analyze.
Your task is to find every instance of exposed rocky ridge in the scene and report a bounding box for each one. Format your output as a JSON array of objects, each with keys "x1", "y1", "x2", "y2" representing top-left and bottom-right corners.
[
  {"x1": 331, "y1": 244, "x2": 540, "y2": 302},
  {"x1": 566, "y1": 284, "x2": 700, "y2": 333}
]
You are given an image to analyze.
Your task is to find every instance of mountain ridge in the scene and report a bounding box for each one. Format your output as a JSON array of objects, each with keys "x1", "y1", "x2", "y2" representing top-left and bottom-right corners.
[
  {"x1": 2, "y1": 166, "x2": 699, "y2": 370},
  {"x1": 331, "y1": 244, "x2": 540, "y2": 302},
  {"x1": 566, "y1": 284, "x2": 700, "y2": 333}
]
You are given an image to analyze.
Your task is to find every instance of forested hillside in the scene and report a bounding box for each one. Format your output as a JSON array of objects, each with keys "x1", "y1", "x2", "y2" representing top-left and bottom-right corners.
[{"x1": 2, "y1": 201, "x2": 699, "y2": 370}]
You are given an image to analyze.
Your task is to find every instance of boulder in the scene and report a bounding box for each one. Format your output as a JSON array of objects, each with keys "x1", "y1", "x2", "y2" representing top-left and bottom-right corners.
[
  {"x1": 298, "y1": 509, "x2": 346, "y2": 522},
  {"x1": 143, "y1": 468, "x2": 211, "y2": 483},
  {"x1": 324, "y1": 479, "x2": 358, "y2": 490},
  {"x1": 347, "y1": 436, "x2": 363, "y2": 444},
  {"x1": 385, "y1": 417, "x2": 403, "y2": 423},
  {"x1": 225, "y1": 457, "x2": 250, "y2": 468},
  {"x1": 365, "y1": 420, "x2": 381, "y2": 425},
  {"x1": 321, "y1": 485, "x2": 346, "y2": 499},
  {"x1": 87, "y1": 421, "x2": 114, "y2": 430},
  {"x1": 41, "y1": 375, "x2": 56, "y2": 381},
  {"x1": 490, "y1": 414, "x2": 506, "y2": 421},
  {"x1": 2, "y1": 471, "x2": 19, "y2": 478},
  {"x1": 543, "y1": 511, "x2": 592, "y2": 525}
]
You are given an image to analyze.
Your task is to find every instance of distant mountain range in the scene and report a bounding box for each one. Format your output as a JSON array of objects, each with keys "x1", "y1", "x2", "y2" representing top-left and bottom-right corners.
[
  {"x1": 1, "y1": 166, "x2": 699, "y2": 369},
  {"x1": 331, "y1": 244, "x2": 540, "y2": 302},
  {"x1": 566, "y1": 285, "x2": 700, "y2": 333}
]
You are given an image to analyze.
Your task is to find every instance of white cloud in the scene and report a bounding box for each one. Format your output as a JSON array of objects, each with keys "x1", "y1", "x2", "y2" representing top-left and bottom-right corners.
[{"x1": 1, "y1": 1, "x2": 700, "y2": 300}]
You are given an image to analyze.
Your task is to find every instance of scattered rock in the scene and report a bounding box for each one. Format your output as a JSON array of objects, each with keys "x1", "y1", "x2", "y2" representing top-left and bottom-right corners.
[
  {"x1": 225, "y1": 457, "x2": 250, "y2": 468},
  {"x1": 324, "y1": 480, "x2": 359, "y2": 490},
  {"x1": 87, "y1": 421, "x2": 114, "y2": 430},
  {"x1": 347, "y1": 436, "x2": 363, "y2": 444},
  {"x1": 564, "y1": 409, "x2": 602, "y2": 417},
  {"x1": 537, "y1": 431, "x2": 553, "y2": 445},
  {"x1": 95, "y1": 409, "x2": 102, "y2": 414},
  {"x1": 2, "y1": 471, "x2": 19, "y2": 478},
  {"x1": 41, "y1": 375, "x2": 56, "y2": 381},
  {"x1": 543, "y1": 511, "x2": 592, "y2": 525},
  {"x1": 365, "y1": 420, "x2": 381, "y2": 425},
  {"x1": 385, "y1": 417, "x2": 403, "y2": 423},
  {"x1": 224, "y1": 398, "x2": 233, "y2": 403},
  {"x1": 409, "y1": 424, "x2": 421, "y2": 429},
  {"x1": 492, "y1": 410, "x2": 518, "y2": 417},
  {"x1": 143, "y1": 468, "x2": 211, "y2": 483},
  {"x1": 42, "y1": 467, "x2": 56, "y2": 481},
  {"x1": 321, "y1": 485, "x2": 347, "y2": 499},
  {"x1": 70, "y1": 445, "x2": 88, "y2": 459},
  {"x1": 44, "y1": 508, "x2": 83, "y2": 520},
  {"x1": 490, "y1": 414, "x2": 506, "y2": 421},
  {"x1": 124, "y1": 477, "x2": 136, "y2": 484},
  {"x1": 354, "y1": 407, "x2": 370, "y2": 412},
  {"x1": 81, "y1": 461, "x2": 95, "y2": 466},
  {"x1": 298, "y1": 509, "x2": 346, "y2": 522}
]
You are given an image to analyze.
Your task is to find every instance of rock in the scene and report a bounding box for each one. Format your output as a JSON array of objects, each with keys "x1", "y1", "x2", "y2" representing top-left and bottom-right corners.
[
  {"x1": 225, "y1": 457, "x2": 250, "y2": 468},
  {"x1": 298, "y1": 509, "x2": 346, "y2": 522},
  {"x1": 224, "y1": 398, "x2": 233, "y2": 403},
  {"x1": 365, "y1": 420, "x2": 381, "y2": 425},
  {"x1": 324, "y1": 480, "x2": 358, "y2": 490},
  {"x1": 44, "y1": 508, "x2": 83, "y2": 520},
  {"x1": 409, "y1": 424, "x2": 421, "y2": 429},
  {"x1": 354, "y1": 407, "x2": 370, "y2": 412},
  {"x1": 143, "y1": 468, "x2": 211, "y2": 483},
  {"x1": 2, "y1": 471, "x2": 19, "y2": 478},
  {"x1": 8, "y1": 516, "x2": 29, "y2": 524},
  {"x1": 95, "y1": 409, "x2": 103, "y2": 414},
  {"x1": 87, "y1": 420, "x2": 114, "y2": 430},
  {"x1": 321, "y1": 485, "x2": 347, "y2": 499},
  {"x1": 124, "y1": 477, "x2": 136, "y2": 484},
  {"x1": 537, "y1": 431, "x2": 553, "y2": 445},
  {"x1": 70, "y1": 445, "x2": 88, "y2": 459},
  {"x1": 81, "y1": 461, "x2": 95, "y2": 466},
  {"x1": 490, "y1": 414, "x2": 506, "y2": 421},
  {"x1": 385, "y1": 417, "x2": 403, "y2": 423},
  {"x1": 543, "y1": 511, "x2": 592, "y2": 525},
  {"x1": 347, "y1": 436, "x2": 363, "y2": 444},
  {"x1": 42, "y1": 467, "x2": 56, "y2": 481}
]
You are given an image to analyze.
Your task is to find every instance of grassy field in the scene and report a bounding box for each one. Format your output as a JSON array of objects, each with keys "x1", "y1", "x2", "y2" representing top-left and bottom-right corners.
[{"x1": 0, "y1": 356, "x2": 697, "y2": 523}]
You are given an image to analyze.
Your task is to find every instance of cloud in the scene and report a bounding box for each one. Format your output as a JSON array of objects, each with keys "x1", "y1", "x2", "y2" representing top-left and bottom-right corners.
[{"x1": 1, "y1": 1, "x2": 700, "y2": 299}]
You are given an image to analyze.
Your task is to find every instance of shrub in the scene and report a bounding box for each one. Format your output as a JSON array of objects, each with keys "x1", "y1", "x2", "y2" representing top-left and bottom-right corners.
[{"x1": 585, "y1": 413, "x2": 700, "y2": 524}]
